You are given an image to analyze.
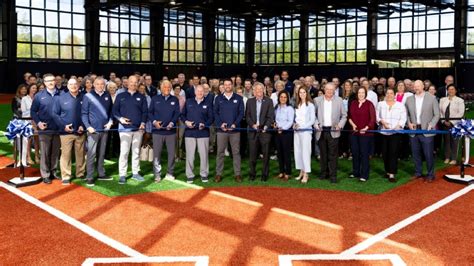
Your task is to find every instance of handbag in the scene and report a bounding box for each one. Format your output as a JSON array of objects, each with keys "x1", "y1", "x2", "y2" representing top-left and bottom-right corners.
[
  {"x1": 148, "y1": 145, "x2": 154, "y2": 162},
  {"x1": 140, "y1": 145, "x2": 150, "y2": 161}
]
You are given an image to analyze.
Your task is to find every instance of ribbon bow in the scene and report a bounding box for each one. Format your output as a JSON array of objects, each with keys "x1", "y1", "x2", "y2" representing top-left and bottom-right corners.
[
  {"x1": 5, "y1": 119, "x2": 34, "y2": 141},
  {"x1": 450, "y1": 119, "x2": 474, "y2": 139}
]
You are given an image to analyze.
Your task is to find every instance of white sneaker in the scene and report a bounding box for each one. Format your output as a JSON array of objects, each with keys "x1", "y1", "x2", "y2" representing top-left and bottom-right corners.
[
  {"x1": 225, "y1": 149, "x2": 230, "y2": 157},
  {"x1": 164, "y1": 173, "x2": 175, "y2": 181},
  {"x1": 270, "y1": 155, "x2": 277, "y2": 160}
]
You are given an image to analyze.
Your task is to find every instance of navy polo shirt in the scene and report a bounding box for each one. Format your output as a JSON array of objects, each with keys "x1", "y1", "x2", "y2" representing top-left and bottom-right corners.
[
  {"x1": 52, "y1": 91, "x2": 84, "y2": 134},
  {"x1": 81, "y1": 90, "x2": 112, "y2": 131},
  {"x1": 213, "y1": 93, "x2": 244, "y2": 133},
  {"x1": 148, "y1": 94, "x2": 180, "y2": 135},
  {"x1": 113, "y1": 91, "x2": 148, "y2": 131},
  {"x1": 182, "y1": 97, "x2": 214, "y2": 138},
  {"x1": 284, "y1": 81, "x2": 294, "y2": 96},
  {"x1": 31, "y1": 88, "x2": 60, "y2": 131}
]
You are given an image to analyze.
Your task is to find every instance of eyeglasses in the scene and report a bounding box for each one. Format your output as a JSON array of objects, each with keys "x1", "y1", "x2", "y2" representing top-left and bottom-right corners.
[{"x1": 44, "y1": 79, "x2": 55, "y2": 82}]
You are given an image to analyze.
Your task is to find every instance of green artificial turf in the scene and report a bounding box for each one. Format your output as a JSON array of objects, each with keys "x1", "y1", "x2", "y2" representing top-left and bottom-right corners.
[{"x1": 0, "y1": 103, "x2": 472, "y2": 197}]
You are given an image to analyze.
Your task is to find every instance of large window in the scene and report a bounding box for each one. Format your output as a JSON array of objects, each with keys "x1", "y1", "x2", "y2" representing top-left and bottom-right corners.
[
  {"x1": 163, "y1": 9, "x2": 204, "y2": 64},
  {"x1": 466, "y1": 1, "x2": 474, "y2": 58},
  {"x1": 215, "y1": 15, "x2": 245, "y2": 64},
  {"x1": 308, "y1": 9, "x2": 367, "y2": 63},
  {"x1": 255, "y1": 16, "x2": 300, "y2": 65},
  {"x1": 99, "y1": 5, "x2": 151, "y2": 62},
  {"x1": 377, "y1": 1, "x2": 454, "y2": 50},
  {"x1": 16, "y1": 0, "x2": 86, "y2": 60}
]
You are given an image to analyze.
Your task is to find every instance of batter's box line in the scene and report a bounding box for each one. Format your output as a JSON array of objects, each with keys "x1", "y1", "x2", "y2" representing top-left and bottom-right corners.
[
  {"x1": 82, "y1": 256, "x2": 209, "y2": 266},
  {"x1": 278, "y1": 254, "x2": 406, "y2": 266}
]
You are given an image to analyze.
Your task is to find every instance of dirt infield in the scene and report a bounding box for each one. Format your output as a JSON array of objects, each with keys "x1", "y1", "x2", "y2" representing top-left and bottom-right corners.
[{"x1": 0, "y1": 166, "x2": 473, "y2": 265}]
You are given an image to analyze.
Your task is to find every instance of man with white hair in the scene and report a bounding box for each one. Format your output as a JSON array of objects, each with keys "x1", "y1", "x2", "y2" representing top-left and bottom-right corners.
[
  {"x1": 246, "y1": 83, "x2": 275, "y2": 181},
  {"x1": 182, "y1": 85, "x2": 214, "y2": 183},
  {"x1": 52, "y1": 78, "x2": 86, "y2": 185},
  {"x1": 405, "y1": 80, "x2": 440, "y2": 183},
  {"x1": 81, "y1": 77, "x2": 114, "y2": 186},
  {"x1": 313, "y1": 82, "x2": 347, "y2": 183},
  {"x1": 148, "y1": 80, "x2": 180, "y2": 182}
]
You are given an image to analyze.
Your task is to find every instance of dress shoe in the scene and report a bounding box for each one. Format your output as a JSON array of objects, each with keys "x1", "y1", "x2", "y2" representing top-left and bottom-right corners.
[
  {"x1": 301, "y1": 174, "x2": 309, "y2": 184},
  {"x1": 275, "y1": 173, "x2": 284, "y2": 179},
  {"x1": 215, "y1": 175, "x2": 222, "y2": 183},
  {"x1": 235, "y1": 175, "x2": 242, "y2": 183},
  {"x1": 411, "y1": 175, "x2": 423, "y2": 180},
  {"x1": 261, "y1": 176, "x2": 268, "y2": 182},
  {"x1": 249, "y1": 175, "x2": 256, "y2": 181},
  {"x1": 43, "y1": 177, "x2": 52, "y2": 184},
  {"x1": 282, "y1": 174, "x2": 289, "y2": 181}
]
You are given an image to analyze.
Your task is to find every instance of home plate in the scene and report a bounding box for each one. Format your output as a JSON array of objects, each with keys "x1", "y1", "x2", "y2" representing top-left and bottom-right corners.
[
  {"x1": 444, "y1": 175, "x2": 474, "y2": 185},
  {"x1": 7, "y1": 176, "x2": 42, "y2": 188}
]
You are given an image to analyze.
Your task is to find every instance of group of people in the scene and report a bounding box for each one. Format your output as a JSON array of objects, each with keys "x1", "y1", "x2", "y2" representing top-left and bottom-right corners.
[{"x1": 11, "y1": 70, "x2": 465, "y2": 186}]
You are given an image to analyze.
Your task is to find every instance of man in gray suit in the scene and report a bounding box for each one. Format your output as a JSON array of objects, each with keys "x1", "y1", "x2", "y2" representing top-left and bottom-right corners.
[
  {"x1": 246, "y1": 83, "x2": 275, "y2": 181},
  {"x1": 405, "y1": 80, "x2": 440, "y2": 182},
  {"x1": 313, "y1": 82, "x2": 347, "y2": 183}
]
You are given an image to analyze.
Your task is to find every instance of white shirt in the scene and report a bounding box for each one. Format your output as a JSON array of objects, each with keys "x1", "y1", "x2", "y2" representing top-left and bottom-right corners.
[
  {"x1": 415, "y1": 93, "x2": 425, "y2": 124},
  {"x1": 376, "y1": 101, "x2": 407, "y2": 135},
  {"x1": 20, "y1": 95, "x2": 33, "y2": 118},
  {"x1": 323, "y1": 97, "x2": 333, "y2": 127},
  {"x1": 295, "y1": 102, "x2": 316, "y2": 129},
  {"x1": 271, "y1": 92, "x2": 278, "y2": 107},
  {"x1": 367, "y1": 89, "x2": 378, "y2": 109},
  {"x1": 224, "y1": 92, "x2": 233, "y2": 101}
]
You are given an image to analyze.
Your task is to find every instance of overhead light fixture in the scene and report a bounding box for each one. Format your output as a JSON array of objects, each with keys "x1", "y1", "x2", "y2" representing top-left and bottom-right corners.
[
  {"x1": 257, "y1": 12, "x2": 262, "y2": 16},
  {"x1": 170, "y1": 0, "x2": 176, "y2": 5},
  {"x1": 218, "y1": 7, "x2": 223, "y2": 11},
  {"x1": 327, "y1": 5, "x2": 333, "y2": 8}
]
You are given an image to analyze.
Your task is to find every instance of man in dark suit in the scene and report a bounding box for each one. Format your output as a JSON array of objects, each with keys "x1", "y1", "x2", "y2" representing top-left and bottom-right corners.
[
  {"x1": 436, "y1": 75, "x2": 454, "y2": 99},
  {"x1": 246, "y1": 83, "x2": 275, "y2": 181},
  {"x1": 144, "y1": 74, "x2": 158, "y2": 97}
]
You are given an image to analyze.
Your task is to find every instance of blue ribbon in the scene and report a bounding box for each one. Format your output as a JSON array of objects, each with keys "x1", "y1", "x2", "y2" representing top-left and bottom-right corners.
[
  {"x1": 5, "y1": 119, "x2": 34, "y2": 141},
  {"x1": 450, "y1": 119, "x2": 474, "y2": 139}
]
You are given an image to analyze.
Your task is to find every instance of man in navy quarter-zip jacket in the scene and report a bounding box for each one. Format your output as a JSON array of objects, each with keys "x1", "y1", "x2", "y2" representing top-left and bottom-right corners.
[
  {"x1": 148, "y1": 80, "x2": 180, "y2": 182},
  {"x1": 81, "y1": 77, "x2": 113, "y2": 187},
  {"x1": 52, "y1": 78, "x2": 86, "y2": 185},
  {"x1": 113, "y1": 75, "x2": 148, "y2": 185},
  {"x1": 213, "y1": 79, "x2": 244, "y2": 183},
  {"x1": 182, "y1": 85, "x2": 214, "y2": 184},
  {"x1": 31, "y1": 73, "x2": 61, "y2": 184}
]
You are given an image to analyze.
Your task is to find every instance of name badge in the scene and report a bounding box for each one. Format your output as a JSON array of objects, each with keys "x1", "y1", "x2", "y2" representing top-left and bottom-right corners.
[
  {"x1": 203, "y1": 105, "x2": 207, "y2": 109},
  {"x1": 136, "y1": 98, "x2": 141, "y2": 101},
  {"x1": 171, "y1": 102, "x2": 176, "y2": 105},
  {"x1": 233, "y1": 100, "x2": 237, "y2": 103}
]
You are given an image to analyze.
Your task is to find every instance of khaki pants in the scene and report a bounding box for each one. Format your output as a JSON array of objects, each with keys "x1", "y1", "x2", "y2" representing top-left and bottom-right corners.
[
  {"x1": 119, "y1": 131, "x2": 143, "y2": 177},
  {"x1": 60, "y1": 134, "x2": 86, "y2": 180}
]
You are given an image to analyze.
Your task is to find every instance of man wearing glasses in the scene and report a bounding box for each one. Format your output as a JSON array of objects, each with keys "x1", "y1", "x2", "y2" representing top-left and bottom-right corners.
[{"x1": 31, "y1": 73, "x2": 61, "y2": 184}]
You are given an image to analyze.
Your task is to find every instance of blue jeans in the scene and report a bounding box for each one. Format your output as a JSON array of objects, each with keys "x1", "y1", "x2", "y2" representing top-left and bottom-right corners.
[{"x1": 410, "y1": 135, "x2": 435, "y2": 179}]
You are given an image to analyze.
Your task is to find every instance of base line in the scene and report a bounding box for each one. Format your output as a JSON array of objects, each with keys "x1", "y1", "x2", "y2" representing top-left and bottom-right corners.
[
  {"x1": 341, "y1": 184, "x2": 473, "y2": 255},
  {"x1": 82, "y1": 256, "x2": 209, "y2": 266},
  {"x1": 279, "y1": 254, "x2": 406, "y2": 266},
  {"x1": 0, "y1": 181, "x2": 146, "y2": 258}
]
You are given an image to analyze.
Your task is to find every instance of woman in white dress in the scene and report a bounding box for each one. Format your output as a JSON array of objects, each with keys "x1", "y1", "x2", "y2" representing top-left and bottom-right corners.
[{"x1": 293, "y1": 86, "x2": 316, "y2": 184}]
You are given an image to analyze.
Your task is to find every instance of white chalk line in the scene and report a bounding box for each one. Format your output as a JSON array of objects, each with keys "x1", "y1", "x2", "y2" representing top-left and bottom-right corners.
[
  {"x1": 82, "y1": 256, "x2": 209, "y2": 266},
  {"x1": 1, "y1": 181, "x2": 210, "y2": 265}
]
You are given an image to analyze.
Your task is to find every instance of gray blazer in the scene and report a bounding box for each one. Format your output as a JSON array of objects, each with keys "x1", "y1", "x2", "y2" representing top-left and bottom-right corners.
[
  {"x1": 405, "y1": 93, "x2": 440, "y2": 137},
  {"x1": 313, "y1": 95, "x2": 347, "y2": 141}
]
